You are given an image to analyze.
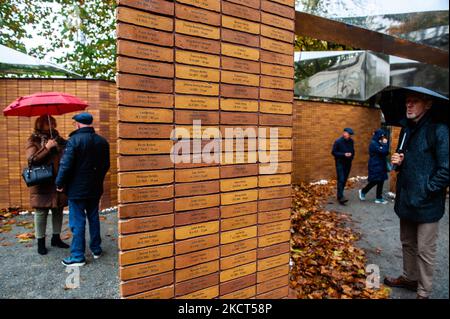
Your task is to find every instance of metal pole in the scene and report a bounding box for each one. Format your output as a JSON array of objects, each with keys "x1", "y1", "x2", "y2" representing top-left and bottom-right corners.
[{"x1": 47, "y1": 114, "x2": 54, "y2": 138}]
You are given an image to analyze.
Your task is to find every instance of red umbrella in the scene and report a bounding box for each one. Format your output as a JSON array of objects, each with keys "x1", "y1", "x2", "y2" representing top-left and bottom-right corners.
[{"x1": 3, "y1": 92, "x2": 88, "y2": 137}]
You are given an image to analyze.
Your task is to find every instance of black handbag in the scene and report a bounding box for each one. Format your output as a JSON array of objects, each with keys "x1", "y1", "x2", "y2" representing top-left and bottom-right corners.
[{"x1": 22, "y1": 161, "x2": 54, "y2": 187}]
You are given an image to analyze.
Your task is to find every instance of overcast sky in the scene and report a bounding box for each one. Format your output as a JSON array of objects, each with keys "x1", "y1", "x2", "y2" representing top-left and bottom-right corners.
[{"x1": 296, "y1": 0, "x2": 449, "y2": 17}]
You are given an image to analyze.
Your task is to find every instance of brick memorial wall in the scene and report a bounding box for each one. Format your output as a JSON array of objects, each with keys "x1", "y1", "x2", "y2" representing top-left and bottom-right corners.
[{"x1": 116, "y1": 0, "x2": 295, "y2": 299}]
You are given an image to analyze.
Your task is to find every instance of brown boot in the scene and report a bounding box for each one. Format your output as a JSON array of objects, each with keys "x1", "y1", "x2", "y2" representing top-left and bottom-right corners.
[
  {"x1": 416, "y1": 294, "x2": 429, "y2": 299},
  {"x1": 383, "y1": 275, "x2": 418, "y2": 292}
]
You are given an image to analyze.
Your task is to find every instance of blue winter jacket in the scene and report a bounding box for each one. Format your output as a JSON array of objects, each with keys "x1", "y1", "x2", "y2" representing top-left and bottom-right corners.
[
  {"x1": 368, "y1": 129, "x2": 389, "y2": 182},
  {"x1": 55, "y1": 127, "x2": 110, "y2": 200}
]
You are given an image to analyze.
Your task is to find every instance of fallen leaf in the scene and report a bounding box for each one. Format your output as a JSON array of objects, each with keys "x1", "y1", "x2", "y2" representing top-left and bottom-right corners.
[
  {"x1": 61, "y1": 233, "x2": 72, "y2": 240},
  {"x1": 290, "y1": 182, "x2": 390, "y2": 299},
  {"x1": 15, "y1": 232, "x2": 35, "y2": 242}
]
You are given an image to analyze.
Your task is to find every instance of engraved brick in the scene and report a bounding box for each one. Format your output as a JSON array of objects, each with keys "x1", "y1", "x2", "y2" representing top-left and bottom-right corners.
[
  {"x1": 222, "y1": 15, "x2": 260, "y2": 34},
  {"x1": 118, "y1": 155, "x2": 174, "y2": 172},
  {"x1": 118, "y1": 40, "x2": 174, "y2": 62},
  {"x1": 125, "y1": 285, "x2": 174, "y2": 299},
  {"x1": 221, "y1": 214, "x2": 257, "y2": 232},
  {"x1": 220, "y1": 249, "x2": 257, "y2": 270},
  {"x1": 219, "y1": 273, "x2": 256, "y2": 295},
  {"x1": 175, "y1": 3, "x2": 221, "y2": 26},
  {"x1": 118, "y1": 90, "x2": 173, "y2": 108},
  {"x1": 175, "y1": 247, "x2": 220, "y2": 269},
  {"x1": 117, "y1": 6, "x2": 173, "y2": 31},
  {"x1": 119, "y1": 243, "x2": 174, "y2": 266},
  {"x1": 257, "y1": 242, "x2": 290, "y2": 259},
  {"x1": 120, "y1": 257, "x2": 174, "y2": 281},
  {"x1": 119, "y1": 200, "x2": 174, "y2": 219},
  {"x1": 175, "y1": 220, "x2": 220, "y2": 240},
  {"x1": 177, "y1": 0, "x2": 220, "y2": 12},
  {"x1": 118, "y1": 123, "x2": 173, "y2": 139},
  {"x1": 221, "y1": 84, "x2": 259, "y2": 99},
  {"x1": 258, "y1": 220, "x2": 291, "y2": 236},
  {"x1": 119, "y1": 185, "x2": 174, "y2": 204},
  {"x1": 118, "y1": 0, "x2": 174, "y2": 15},
  {"x1": 220, "y1": 262, "x2": 257, "y2": 282},
  {"x1": 258, "y1": 231, "x2": 291, "y2": 247},
  {"x1": 119, "y1": 228, "x2": 173, "y2": 250},
  {"x1": 117, "y1": 74, "x2": 173, "y2": 93},
  {"x1": 119, "y1": 214, "x2": 174, "y2": 234},
  {"x1": 175, "y1": 20, "x2": 220, "y2": 39},
  {"x1": 222, "y1": 1, "x2": 260, "y2": 22},
  {"x1": 175, "y1": 180, "x2": 220, "y2": 197},
  {"x1": 221, "y1": 237, "x2": 258, "y2": 257},
  {"x1": 220, "y1": 201, "x2": 258, "y2": 218},
  {"x1": 221, "y1": 285, "x2": 256, "y2": 299},
  {"x1": 175, "y1": 273, "x2": 219, "y2": 296},
  {"x1": 175, "y1": 34, "x2": 221, "y2": 53},
  {"x1": 221, "y1": 56, "x2": 260, "y2": 74},
  {"x1": 176, "y1": 260, "x2": 219, "y2": 282},
  {"x1": 117, "y1": 23, "x2": 173, "y2": 47},
  {"x1": 261, "y1": 0, "x2": 295, "y2": 19},
  {"x1": 175, "y1": 233, "x2": 220, "y2": 254},
  {"x1": 120, "y1": 271, "x2": 173, "y2": 297}
]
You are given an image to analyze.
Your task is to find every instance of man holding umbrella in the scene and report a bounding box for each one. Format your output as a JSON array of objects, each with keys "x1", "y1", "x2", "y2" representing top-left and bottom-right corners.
[
  {"x1": 56, "y1": 112, "x2": 110, "y2": 266},
  {"x1": 381, "y1": 88, "x2": 449, "y2": 299}
]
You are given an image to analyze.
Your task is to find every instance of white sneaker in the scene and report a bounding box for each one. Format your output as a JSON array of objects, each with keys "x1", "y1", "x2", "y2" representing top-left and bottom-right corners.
[
  {"x1": 374, "y1": 199, "x2": 388, "y2": 204},
  {"x1": 358, "y1": 189, "x2": 366, "y2": 201},
  {"x1": 93, "y1": 252, "x2": 102, "y2": 259}
]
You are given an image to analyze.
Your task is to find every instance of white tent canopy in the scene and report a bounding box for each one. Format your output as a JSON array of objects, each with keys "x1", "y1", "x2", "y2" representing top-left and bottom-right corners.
[{"x1": 0, "y1": 44, "x2": 81, "y2": 77}]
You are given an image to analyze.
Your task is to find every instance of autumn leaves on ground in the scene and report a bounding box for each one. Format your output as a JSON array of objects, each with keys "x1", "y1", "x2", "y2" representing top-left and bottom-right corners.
[
  {"x1": 1, "y1": 182, "x2": 390, "y2": 299},
  {"x1": 290, "y1": 181, "x2": 390, "y2": 299}
]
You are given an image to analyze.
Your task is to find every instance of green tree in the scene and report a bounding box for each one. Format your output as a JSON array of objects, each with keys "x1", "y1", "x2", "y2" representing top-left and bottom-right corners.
[
  {"x1": 294, "y1": 0, "x2": 356, "y2": 52},
  {"x1": 0, "y1": 0, "x2": 116, "y2": 80}
]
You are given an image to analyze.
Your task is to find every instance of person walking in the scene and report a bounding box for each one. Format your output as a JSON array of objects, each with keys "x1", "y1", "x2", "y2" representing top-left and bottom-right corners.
[
  {"x1": 358, "y1": 129, "x2": 389, "y2": 204},
  {"x1": 383, "y1": 91, "x2": 449, "y2": 299},
  {"x1": 332, "y1": 128, "x2": 355, "y2": 205},
  {"x1": 25, "y1": 115, "x2": 69, "y2": 255},
  {"x1": 55, "y1": 112, "x2": 110, "y2": 266}
]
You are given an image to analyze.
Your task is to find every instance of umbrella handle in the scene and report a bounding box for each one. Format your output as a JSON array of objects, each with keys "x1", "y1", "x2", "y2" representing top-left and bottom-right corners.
[
  {"x1": 47, "y1": 114, "x2": 53, "y2": 139},
  {"x1": 392, "y1": 132, "x2": 407, "y2": 171}
]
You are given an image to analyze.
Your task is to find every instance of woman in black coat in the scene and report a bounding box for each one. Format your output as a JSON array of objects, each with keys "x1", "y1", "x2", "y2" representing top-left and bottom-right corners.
[{"x1": 359, "y1": 129, "x2": 389, "y2": 203}]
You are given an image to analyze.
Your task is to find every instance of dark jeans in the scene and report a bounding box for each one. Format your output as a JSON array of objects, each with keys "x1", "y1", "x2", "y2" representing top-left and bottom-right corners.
[
  {"x1": 336, "y1": 160, "x2": 352, "y2": 200},
  {"x1": 362, "y1": 180, "x2": 384, "y2": 199},
  {"x1": 68, "y1": 198, "x2": 102, "y2": 260}
]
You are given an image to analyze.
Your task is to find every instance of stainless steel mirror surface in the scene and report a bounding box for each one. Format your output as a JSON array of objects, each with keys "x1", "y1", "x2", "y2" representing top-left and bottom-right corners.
[
  {"x1": 296, "y1": 1, "x2": 449, "y2": 51},
  {"x1": 294, "y1": 51, "x2": 390, "y2": 101}
]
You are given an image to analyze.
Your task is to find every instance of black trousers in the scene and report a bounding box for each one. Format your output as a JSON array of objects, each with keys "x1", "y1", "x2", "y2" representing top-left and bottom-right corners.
[
  {"x1": 336, "y1": 160, "x2": 352, "y2": 200},
  {"x1": 362, "y1": 181, "x2": 384, "y2": 199}
]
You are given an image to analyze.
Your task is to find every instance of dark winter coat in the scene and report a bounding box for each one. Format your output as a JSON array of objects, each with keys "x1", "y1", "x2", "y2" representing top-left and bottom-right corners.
[
  {"x1": 55, "y1": 127, "x2": 110, "y2": 200},
  {"x1": 332, "y1": 136, "x2": 355, "y2": 163},
  {"x1": 394, "y1": 113, "x2": 449, "y2": 223},
  {"x1": 25, "y1": 130, "x2": 68, "y2": 208},
  {"x1": 368, "y1": 129, "x2": 389, "y2": 182}
]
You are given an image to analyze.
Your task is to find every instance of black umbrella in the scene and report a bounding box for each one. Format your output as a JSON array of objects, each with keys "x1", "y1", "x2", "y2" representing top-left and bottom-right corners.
[{"x1": 377, "y1": 86, "x2": 449, "y2": 127}]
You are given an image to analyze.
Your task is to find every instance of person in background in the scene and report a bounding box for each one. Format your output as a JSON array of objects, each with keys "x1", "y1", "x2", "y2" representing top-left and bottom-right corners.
[
  {"x1": 358, "y1": 129, "x2": 389, "y2": 204},
  {"x1": 332, "y1": 128, "x2": 355, "y2": 205},
  {"x1": 25, "y1": 115, "x2": 69, "y2": 255},
  {"x1": 384, "y1": 92, "x2": 449, "y2": 299},
  {"x1": 55, "y1": 112, "x2": 110, "y2": 266}
]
